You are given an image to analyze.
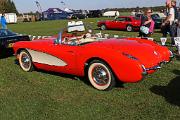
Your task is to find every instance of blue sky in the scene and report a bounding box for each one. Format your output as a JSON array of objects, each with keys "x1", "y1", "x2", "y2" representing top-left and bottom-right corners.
[{"x1": 12, "y1": 0, "x2": 179, "y2": 13}]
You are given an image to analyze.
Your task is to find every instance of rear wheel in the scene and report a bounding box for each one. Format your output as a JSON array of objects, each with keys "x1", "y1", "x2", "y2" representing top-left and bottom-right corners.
[
  {"x1": 19, "y1": 50, "x2": 34, "y2": 72},
  {"x1": 100, "y1": 25, "x2": 107, "y2": 30},
  {"x1": 87, "y1": 60, "x2": 116, "y2": 91},
  {"x1": 126, "y1": 25, "x2": 133, "y2": 32}
]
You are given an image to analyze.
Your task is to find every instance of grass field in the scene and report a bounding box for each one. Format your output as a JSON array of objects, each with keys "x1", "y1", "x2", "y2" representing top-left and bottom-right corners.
[{"x1": 0, "y1": 18, "x2": 180, "y2": 120}]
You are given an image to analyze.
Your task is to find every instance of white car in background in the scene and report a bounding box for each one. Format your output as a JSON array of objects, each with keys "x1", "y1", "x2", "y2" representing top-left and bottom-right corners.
[
  {"x1": 103, "y1": 11, "x2": 120, "y2": 17},
  {"x1": 153, "y1": 12, "x2": 166, "y2": 19}
]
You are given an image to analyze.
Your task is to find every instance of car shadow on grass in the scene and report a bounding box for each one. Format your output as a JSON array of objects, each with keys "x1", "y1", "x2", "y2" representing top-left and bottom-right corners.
[
  {"x1": 14, "y1": 59, "x2": 125, "y2": 90},
  {"x1": 150, "y1": 70, "x2": 180, "y2": 106},
  {"x1": 36, "y1": 70, "x2": 125, "y2": 89}
]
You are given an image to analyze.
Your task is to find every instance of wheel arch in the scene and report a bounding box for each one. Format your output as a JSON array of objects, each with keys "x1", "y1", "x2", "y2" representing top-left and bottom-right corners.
[
  {"x1": 16, "y1": 48, "x2": 27, "y2": 55},
  {"x1": 126, "y1": 24, "x2": 133, "y2": 28},
  {"x1": 84, "y1": 57, "x2": 116, "y2": 78}
]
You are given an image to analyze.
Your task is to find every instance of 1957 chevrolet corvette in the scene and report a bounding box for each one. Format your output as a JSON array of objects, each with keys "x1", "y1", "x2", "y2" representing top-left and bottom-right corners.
[{"x1": 12, "y1": 23, "x2": 173, "y2": 91}]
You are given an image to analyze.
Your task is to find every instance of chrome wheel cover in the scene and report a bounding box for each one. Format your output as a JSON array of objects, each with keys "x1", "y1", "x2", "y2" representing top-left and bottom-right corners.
[
  {"x1": 21, "y1": 53, "x2": 31, "y2": 69},
  {"x1": 101, "y1": 25, "x2": 106, "y2": 30},
  {"x1": 92, "y1": 65, "x2": 110, "y2": 86},
  {"x1": 127, "y1": 26, "x2": 132, "y2": 31}
]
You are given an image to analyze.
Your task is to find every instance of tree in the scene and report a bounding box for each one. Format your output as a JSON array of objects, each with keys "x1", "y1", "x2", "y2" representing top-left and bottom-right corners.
[{"x1": 0, "y1": 0, "x2": 18, "y2": 14}]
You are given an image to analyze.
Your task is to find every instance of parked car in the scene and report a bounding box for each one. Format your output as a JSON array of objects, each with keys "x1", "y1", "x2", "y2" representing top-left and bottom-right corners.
[
  {"x1": 153, "y1": 12, "x2": 166, "y2": 19},
  {"x1": 87, "y1": 10, "x2": 102, "y2": 18},
  {"x1": 97, "y1": 16, "x2": 141, "y2": 31},
  {"x1": 151, "y1": 14, "x2": 163, "y2": 29},
  {"x1": 13, "y1": 22, "x2": 173, "y2": 91},
  {"x1": 0, "y1": 29, "x2": 30, "y2": 58},
  {"x1": 103, "y1": 11, "x2": 120, "y2": 17},
  {"x1": 70, "y1": 10, "x2": 87, "y2": 19},
  {"x1": 135, "y1": 13, "x2": 163, "y2": 29}
]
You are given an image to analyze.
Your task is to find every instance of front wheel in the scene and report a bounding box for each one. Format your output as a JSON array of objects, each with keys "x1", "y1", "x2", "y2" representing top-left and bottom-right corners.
[
  {"x1": 87, "y1": 60, "x2": 116, "y2": 91},
  {"x1": 19, "y1": 50, "x2": 34, "y2": 72}
]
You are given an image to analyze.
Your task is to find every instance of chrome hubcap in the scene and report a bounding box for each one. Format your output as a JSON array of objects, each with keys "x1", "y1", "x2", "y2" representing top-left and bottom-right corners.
[
  {"x1": 92, "y1": 65, "x2": 109, "y2": 86},
  {"x1": 101, "y1": 25, "x2": 105, "y2": 30},
  {"x1": 127, "y1": 26, "x2": 132, "y2": 31},
  {"x1": 21, "y1": 53, "x2": 30, "y2": 69}
]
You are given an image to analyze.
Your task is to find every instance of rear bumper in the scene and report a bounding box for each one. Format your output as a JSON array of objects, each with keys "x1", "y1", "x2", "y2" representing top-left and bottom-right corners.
[
  {"x1": 142, "y1": 50, "x2": 173, "y2": 75},
  {"x1": 141, "y1": 64, "x2": 161, "y2": 76},
  {"x1": 141, "y1": 56, "x2": 173, "y2": 76}
]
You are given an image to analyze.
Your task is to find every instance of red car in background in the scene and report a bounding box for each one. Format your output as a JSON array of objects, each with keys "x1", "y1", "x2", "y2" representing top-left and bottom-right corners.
[{"x1": 97, "y1": 16, "x2": 141, "y2": 32}]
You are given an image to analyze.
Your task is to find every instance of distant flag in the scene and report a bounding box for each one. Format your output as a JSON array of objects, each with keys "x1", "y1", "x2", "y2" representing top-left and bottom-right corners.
[
  {"x1": 61, "y1": 1, "x2": 65, "y2": 5},
  {"x1": 35, "y1": 1, "x2": 39, "y2": 4}
]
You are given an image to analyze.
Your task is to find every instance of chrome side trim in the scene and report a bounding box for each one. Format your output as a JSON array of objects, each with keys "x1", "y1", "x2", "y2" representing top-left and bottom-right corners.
[{"x1": 27, "y1": 49, "x2": 67, "y2": 66}]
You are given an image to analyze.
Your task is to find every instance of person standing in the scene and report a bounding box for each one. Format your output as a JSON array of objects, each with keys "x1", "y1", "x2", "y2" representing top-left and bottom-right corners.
[
  {"x1": 172, "y1": 0, "x2": 178, "y2": 21},
  {"x1": 161, "y1": 0, "x2": 176, "y2": 46},
  {"x1": 0, "y1": 13, "x2": 7, "y2": 29},
  {"x1": 138, "y1": 8, "x2": 154, "y2": 37}
]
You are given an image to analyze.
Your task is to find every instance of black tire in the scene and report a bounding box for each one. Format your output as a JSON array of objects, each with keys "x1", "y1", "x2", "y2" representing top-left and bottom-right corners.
[
  {"x1": 100, "y1": 24, "x2": 107, "y2": 30},
  {"x1": 87, "y1": 60, "x2": 116, "y2": 91},
  {"x1": 19, "y1": 50, "x2": 34, "y2": 72},
  {"x1": 126, "y1": 25, "x2": 133, "y2": 32}
]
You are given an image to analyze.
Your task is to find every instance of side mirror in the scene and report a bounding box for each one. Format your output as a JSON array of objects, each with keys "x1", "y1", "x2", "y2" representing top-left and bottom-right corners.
[{"x1": 54, "y1": 32, "x2": 62, "y2": 45}]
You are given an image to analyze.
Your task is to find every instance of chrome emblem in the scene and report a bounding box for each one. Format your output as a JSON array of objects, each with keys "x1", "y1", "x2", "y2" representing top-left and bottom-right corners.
[{"x1": 154, "y1": 51, "x2": 158, "y2": 56}]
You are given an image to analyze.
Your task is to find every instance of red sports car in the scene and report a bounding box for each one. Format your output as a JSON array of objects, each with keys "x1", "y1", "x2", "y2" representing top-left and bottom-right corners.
[
  {"x1": 97, "y1": 16, "x2": 141, "y2": 32},
  {"x1": 13, "y1": 30, "x2": 173, "y2": 91}
]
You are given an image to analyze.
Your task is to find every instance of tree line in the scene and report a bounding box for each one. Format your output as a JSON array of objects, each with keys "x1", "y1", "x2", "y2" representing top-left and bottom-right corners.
[
  {"x1": 0, "y1": 0, "x2": 18, "y2": 14},
  {"x1": 103, "y1": 6, "x2": 166, "y2": 12}
]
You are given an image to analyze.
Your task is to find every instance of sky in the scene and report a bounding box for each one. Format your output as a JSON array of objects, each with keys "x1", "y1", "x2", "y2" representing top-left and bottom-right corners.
[{"x1": 12, "y1": 0, "x2": 180, "y2": 13}]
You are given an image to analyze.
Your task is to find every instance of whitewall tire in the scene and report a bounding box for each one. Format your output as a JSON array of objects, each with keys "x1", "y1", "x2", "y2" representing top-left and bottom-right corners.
[
  {"x1": 126, "y1": 25, "x2": 133, "y2": 32},
  {"x1": 19, "y1": 50, "x2": 34, "y2": 72},
  {"x1": 88, "y1": 60, "x2": 116, "y2": 91},
  {"x1": 100, "y1": 25, "x2": 106, "y2": 30}
]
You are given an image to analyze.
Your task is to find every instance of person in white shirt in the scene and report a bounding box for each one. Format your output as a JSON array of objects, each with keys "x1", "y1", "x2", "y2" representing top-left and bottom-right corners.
[{"x1": 161, "y1": 0, "x2": 176, "y2": 46}]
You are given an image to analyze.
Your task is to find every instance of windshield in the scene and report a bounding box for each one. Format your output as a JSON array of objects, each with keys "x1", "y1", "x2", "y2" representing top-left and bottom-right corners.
[
  {"x1": 55, "y1": 21, "x2": 108, "y2": 46},
  {"x1": 0, "y1": 29, "x2": 17, "y2": 37}
]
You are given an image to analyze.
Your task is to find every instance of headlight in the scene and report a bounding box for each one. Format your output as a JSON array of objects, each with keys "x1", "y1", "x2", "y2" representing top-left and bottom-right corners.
[{"x1": 122, "y1": 52, "x2": 139, "y2": 61}]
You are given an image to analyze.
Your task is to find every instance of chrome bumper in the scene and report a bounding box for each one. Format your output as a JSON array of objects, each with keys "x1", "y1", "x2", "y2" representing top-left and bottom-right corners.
[
  {"x1": 141, "y1": 64, "x2": 161, "y2": 76},
  {"x1": 141, "y1": 51, "x2": 173, "y2": 76},
  {"x1": 145, "y1": 65, "x2": 161, "y2": 71},
  {"x1": 169, "y1": 50, "x2": 174, "y2": 58}
]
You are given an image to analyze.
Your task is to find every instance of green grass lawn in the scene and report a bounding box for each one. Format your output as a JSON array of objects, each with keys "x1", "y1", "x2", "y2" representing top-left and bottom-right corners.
[{"x1": 0, "y1": 18, "x2": 180, "y2": 120}]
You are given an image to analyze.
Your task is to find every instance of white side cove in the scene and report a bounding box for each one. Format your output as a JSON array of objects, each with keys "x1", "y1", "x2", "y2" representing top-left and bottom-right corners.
[{"x1": 27, "y1": 49, "x2": 67, "y2": 66}]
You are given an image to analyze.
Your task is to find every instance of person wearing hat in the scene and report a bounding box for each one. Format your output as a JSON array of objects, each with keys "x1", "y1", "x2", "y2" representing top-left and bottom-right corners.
[{"x1": 0, "y1": 13, "x2": 7, "y2": 29}]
